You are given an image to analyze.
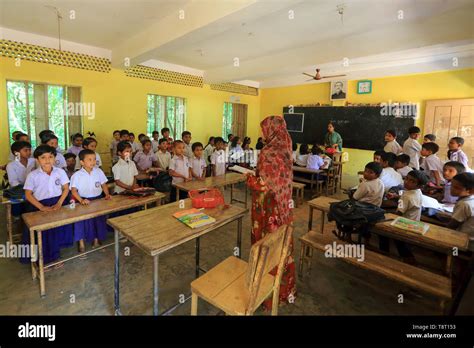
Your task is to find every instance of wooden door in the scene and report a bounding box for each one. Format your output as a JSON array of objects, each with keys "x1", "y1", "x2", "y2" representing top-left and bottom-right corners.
[{"x1": 424, "y1": 98, "x2": 474, "y2": 163}]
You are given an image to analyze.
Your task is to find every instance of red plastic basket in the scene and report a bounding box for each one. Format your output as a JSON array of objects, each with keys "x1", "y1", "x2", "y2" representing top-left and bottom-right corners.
[{"x1": 188, "y1": 188, "x2": 225, "y2": 209}]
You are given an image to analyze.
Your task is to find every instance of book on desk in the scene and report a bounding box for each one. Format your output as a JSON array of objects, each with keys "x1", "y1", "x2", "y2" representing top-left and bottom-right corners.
[{"x1": 172, "y1": 208, "x2": 216, "y2": 229}]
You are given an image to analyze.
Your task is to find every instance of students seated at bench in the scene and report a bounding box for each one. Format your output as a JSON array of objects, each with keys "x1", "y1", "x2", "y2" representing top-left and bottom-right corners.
[
  {"x1": 307, "y1": 146, "x2": 324, "y2": 170},
  {"x1": 353, "y1": 162, "x2": 384, "y2": 207},
  {"x1": 394, "y1": 154, "x2": 412, "y2": 178},
  {"x1": 383, "y1": 129, "x2": 402, "y2": 155},
  {"x1": 294, "y1": 143, "x2": 309, "y2": 167},
  {"x1": 379, "y1": 152, "x2": 403, "y2": 193}
]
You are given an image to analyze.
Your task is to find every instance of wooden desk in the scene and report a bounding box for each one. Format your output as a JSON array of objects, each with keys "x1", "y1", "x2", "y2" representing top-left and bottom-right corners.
[
  {"x1": 107, "y1": 199, "x2": 247, "y2": 315},
  {"x1": 173, "y1": 173, "x2": 248, "y2": 208},
  {"x1": 22, "y1": 192, "x2": 165, "y2": 297},
  {"x1": 292, "y1": 166, "x2": 324, "y2": 195},
  {"x1": 1, "y1": 194, "x2": 24, "y2": 245}
]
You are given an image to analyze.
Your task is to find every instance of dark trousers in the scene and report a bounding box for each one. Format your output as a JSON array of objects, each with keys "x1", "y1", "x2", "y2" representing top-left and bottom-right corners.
[{"x1": 170, "y1": 187, "x2": 188, "y2": 202}]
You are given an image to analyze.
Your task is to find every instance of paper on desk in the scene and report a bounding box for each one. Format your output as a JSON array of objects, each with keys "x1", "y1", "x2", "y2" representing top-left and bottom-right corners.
[
  {"x1": 421, "y1": 194, "x2": 443, "y2": 210},
  {"x1": 229, "y1": 165, "x2": 255, "y2": 176}
]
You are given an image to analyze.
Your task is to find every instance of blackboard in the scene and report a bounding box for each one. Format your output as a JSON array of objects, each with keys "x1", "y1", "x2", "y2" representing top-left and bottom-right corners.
[{"x1": 283, "y1": 106, "x2": 416, "y2": 151}]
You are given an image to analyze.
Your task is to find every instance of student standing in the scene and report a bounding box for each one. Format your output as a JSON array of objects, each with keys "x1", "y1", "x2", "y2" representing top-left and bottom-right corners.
[
  {"x1": 156, "y1": 138, "x2": 171, "y2": 171},
  {"x1": 151, "y1": 131, "x2": 160, "y2": 152},
  {"x1": 70, "y1": 149, "x2": 111, "y2": 252},
  {"x1": 203, "y1": 137, "x2": 215, "y2": 176},
  {"x1": 190, "y1": 142, "x2": 206, "y2": 180},
  {"x1": 211, "y1": 137, "x2": 226, "y2": 176},
  {"x1": 75, "y1": 137, "x2": 102, "y2": 170},
  {"x1": 66, "y1": 133, "x2": 84, "y2": 156},
  {"x1": 112, "y1": 141, "x2": 139, "y2": 193},
  {"x1": 383, "y1": 129, "x2": 402, "y2": 155},
  {"x1": 181, "y1": 131, "x2": 193, "y2": 159},
  {"x1": 169, "y1": 140, "x2": 191, "y2": 201},
  {"x1": 448, "y1": 137, "x2": 470, "y2": 171},
  {"x1": 402, "y1": 126, "x2": 422, "y2": 169},
  {"x1": 133, "y1": 139, "x2": 158, "y2": 173},
  {"x1": 161, "y1": 127, "x2": 174, "y2": 152},
  {"x1": 421, "y1": 142, "x2": 444, "y2": 187}
]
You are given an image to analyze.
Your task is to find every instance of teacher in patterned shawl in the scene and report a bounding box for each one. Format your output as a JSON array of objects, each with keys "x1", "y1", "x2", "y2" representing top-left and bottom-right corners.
[{"x1": 246, "y1": 115, "x2": 296, "y2": 310}]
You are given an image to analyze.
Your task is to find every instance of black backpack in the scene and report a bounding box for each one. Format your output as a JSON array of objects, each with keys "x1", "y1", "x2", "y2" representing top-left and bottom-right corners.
[
  {"x1": 152, "y1": 172, "x2": 172, "y2": 193},
  {"x1": 2, "y1": 185, "x2": 25, "y2": 200},
  {"x1": 328, "y1": 199, "x2": 385, "y2": 243}
]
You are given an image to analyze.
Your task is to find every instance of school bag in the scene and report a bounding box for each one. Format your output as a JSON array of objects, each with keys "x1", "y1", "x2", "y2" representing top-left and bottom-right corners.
[
  {"x1": 327, "y1": 199, "x2": 385, "y2": 243},
  {"x1": 2, "y1": 185, "x2": 25, "y2": 200},
  {"x1": 152, "y1": 172, "x2": 172, "y2": 193}
]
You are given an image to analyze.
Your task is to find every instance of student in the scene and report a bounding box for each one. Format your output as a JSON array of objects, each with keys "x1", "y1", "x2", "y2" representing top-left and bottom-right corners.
[
  {"x1": 181, "y1": 131, "x2": 193, "y2": 159},
  {"x1": 353, "y1": 162, "x2": 385, "y2": 207},
  {"x1": 447, "y1": 173, "x2": 474, "y2": 251},
  {"x1": 112, "y1": 141, "x2": 139, "y2": 193},
  {"x1": 295, "y1": 143, "x2": 309, "y2": 167},
  {"x1": 448, "y1": 137, "x2": 470, "y2": 170},
  {"x1": 42, "y1": 133, "x2": 67, "y2": 169},
  {"x1": 227, "y1": 134, "x2": 234, "y2": 143},
  {"x1": 190, "y1": 142, "x2": 206, "y2": 180},
  {"x1": 379, "y1": 152, "x2": 403, "y2": 192},
  {"x1": 307, "y1": 146, "x2": 324, "y2": 170},
  {"x1": 6, "y1": 141, "x2": 35, "y2": 187},
  {"x1": 161, "y1": 127, "x2": 174, "y2": 152},
  {"x1": 8, "y1": 133, "x2": 31, "y2": 161},
  {"x1": 373, "y1": 150, "x2": 384, "y2": 163},
  {"x1": 402, "y1": 126, "x2": 422, "y2": 169},
  {"x1": 75, "y1": 137, "x2": 102, "y2": 170},
  {"x1": 442, "y1": 161, "x2": 466, "y2": 204},
  {"x1": 421, "y1": 142, "x2": 444, "y2": 187},
  {"x1": 63, "y1": 153, "x2": 77, "y2": 179},
  {"x1": 255, "y1": 137, "x2": 264, "y2": 150},
  {"x1": 156, "y1": 138, "x2": 171, "y2": 171},
  {"x1": 169, "y1": 140, "x2": 192, "y2": 201},
  {"x1": 70, "y1": 149, "x2": 111, "y2": 252},
  {"x1": 129, "y1": 132, "x2": 141, "y2": 153},
  {"x1": 119, "y1": 129, "x2": 130, "y2": 142},
  {"x1": 383, "y1": 129, "x2": 402, "y2": 155},
  {"x1": 291, "y1": 143, "x2": 298, "y2": 163},
  {"x1": 151, "y1": 130, "x2": 160, "y2": 152},
  {"x1": 229, "y1": 136, "x2": 244, "y2": 164},
  {"x1": 423, "y1": 134, "x2": 436, "y2": 144},
  {"x1": 204, "y1": 137, "x2": 215, "y2": 176},
  {"x1": 395, "y1": 154, "x2": 412, "y2": 178},
  {"x1": 22, "y1": 145, "x2": 73, "y2": 264},
  {"x1": 211, "y1": 137, "x2": 226, "y2": 176},
  {"x1": 66, "y1": 133, "x2": 84, "y2": 156},
  {"x1": 133, "y1": 139, "x2": 158, "y2": 172},
  {"x1": 381, "y1": 170, "x2": 428, "y2": 263},
  {"x1": 110, "y1": 130, "x2": 121, "y2": 165}
]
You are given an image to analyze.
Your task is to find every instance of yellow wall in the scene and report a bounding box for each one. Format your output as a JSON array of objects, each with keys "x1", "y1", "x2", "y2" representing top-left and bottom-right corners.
[
  {"x1": 0, "y1": 57, "x2": 261, "y2": 171},
  {"x1": 260, "y1": 68, "x2": 474, "y2": 176}
]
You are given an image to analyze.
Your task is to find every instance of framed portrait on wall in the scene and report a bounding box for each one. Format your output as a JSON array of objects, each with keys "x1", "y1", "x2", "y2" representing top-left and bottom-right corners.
[
  {"x1": 330, "y1": 80, "x2": 347, "y2": 100},
  {"x1": 357, "y1": 80, "x2": 372, "y2": 94}
]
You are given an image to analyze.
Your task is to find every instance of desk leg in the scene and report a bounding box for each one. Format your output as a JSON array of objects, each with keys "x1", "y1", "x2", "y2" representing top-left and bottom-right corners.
[
  {"x1": 237, "y1": 217, "x2": 242, "y2": 259},
  {"x1": 195, "y1": 237, "x2": 200, "y2": 279},
  {"x1": 37, "y1": 230, "x2": 45, "y2": 297},
  {"x1": 446, "y1": 254, "x2": 453, "y2": 277},
  {"x1": 30, "y1": 229, "x2": 37, "y2": 280},
  {"x1": 153, "y1": 255, "x2": 159, "y2": 316},
  {"x1": 6, "y1": 203, "x2": 13, "y2": 245},
  {"x1": 114, "y1": 229, "x2": 121, "y2": 315},
  {"x1": 321, "y1": 211, "x2": 325, "y2": 234},
  {"x1": 308, "y1": 207, "x2": 314, "y2": 231},
  {"x1": 245, "y1": 184, "x2": 248, "y2": 209}
]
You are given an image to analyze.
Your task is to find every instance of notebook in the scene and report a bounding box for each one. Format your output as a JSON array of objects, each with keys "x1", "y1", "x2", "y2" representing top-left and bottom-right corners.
[
  {"x1": 390, "y1": 216, "x2": 430, "y2": 235},
  {"x1": 173, "y1": 208, "x2": 216, "y2": 229}
]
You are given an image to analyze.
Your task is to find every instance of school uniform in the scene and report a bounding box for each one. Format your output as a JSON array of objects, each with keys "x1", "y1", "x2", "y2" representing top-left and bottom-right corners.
[
  {"x1": 442, "y1": 181, "x2": 457, "y2": 204},
  {"x1": 151, "y1": 139, "x2": 159, "y2": 153},
  {"x1": 306, "y1": 154, "x2": 324, "y2": 170},
  {"x1": 169, "y1": 155, "x2": 190, "y2": 201},
  {"x1": 452, "y1": 195, "x2": 474, "y2": 251},
  {"x1": 54, "y1": 152, "x2": 67, "y2": 169},
  {"x1": 398, "y1": 189, "x2": 422, "y2": 221},
  {"x1": 422, "y1": 154, "x2": 444, "y2": 184},
  {"x1": 9, "y1": 150, "x2": 34, "y2": 162},
  {"x1": 384, "y1": 140, "x2": 402, "y2": 155},
  {"x1": 190, "y1": 156, "x2": 206, "y2": 178},
  {"x1": 380, "y1": 167, "x2": 403, "y2": 192},
  {"x1": 402, "y1": 138, "x2": 421, "y2": 170},
  {"x1": 112, "y1": 158, "x2": 139, "y2": 193},
  {"x1": 397, "y1": 166, "x2": 412, "y2": 178},
  {"x1": 131, "y1": 142, "x2": 142, "y2": 153},
  {"x1": 295, "y1": 154, "x2": 308, "y2": 167},
  {"x1": 211, "y1": 149, "x2": 226, "y2": 176},
  {"x1": 21, "y1": 167, "x2": 73, "y2": 264},
  {"x1": 156, "y1": 150, "x2": 171, "y2": 170},
  {"x1": 204, "y1": 144, "x2": 214, "y2": 166},
  {"x1": 133, "y1": 150, "x2": 157, "y2": 171},
  {"x1": 6, "y1": 158, "x2": 36, "y2": 187},
  {"x1": 320, "y1": 156, "x2": 332, "y2": 170},
  {"x1": 74, "y1": 152, "x2": 102, "y2": 170},
  {"x1": 449, "y1": 149, "x2": 470, "y2": 171},
  {"x1": 67, "y1": 145, "x2": 83, "y2": 157},
  {"x1": 70, "y1": 167, "x2": 108, "y2": 243},
  {"x1": 353, "y1": 178, "x2": 385, "y2": 207},
  {"x1": 184, "y1": 143, "x2": 193, "y2": 159}
]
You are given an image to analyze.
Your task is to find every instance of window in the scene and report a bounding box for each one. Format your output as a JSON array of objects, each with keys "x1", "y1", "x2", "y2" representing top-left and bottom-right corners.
[
  {"x1": 222, "y1": 102, "x2": 248, "y2": 140},
  {"x1": 222, "y1": 102, "x2": 233, "y2": 139},
  {"x1": 147, "y1": 95, "x2": 186, "y2": 140},
  {"x1": 7, "y1": 81, "x2": 82, "y2": 149}
]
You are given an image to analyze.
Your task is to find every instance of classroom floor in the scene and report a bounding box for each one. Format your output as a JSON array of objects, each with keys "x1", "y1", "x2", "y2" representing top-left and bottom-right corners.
[{"x1": 0, "y1": 174, "x2": 466, "y2": 315}]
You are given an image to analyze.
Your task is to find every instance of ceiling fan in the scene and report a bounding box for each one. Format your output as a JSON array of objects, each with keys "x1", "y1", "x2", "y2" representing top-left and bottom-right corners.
[{"x1": 302, "y1": 68, "x2": 346, "y2": 81}]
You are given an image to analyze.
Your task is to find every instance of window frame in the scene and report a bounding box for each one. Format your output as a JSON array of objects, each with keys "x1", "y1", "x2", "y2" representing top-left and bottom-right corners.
[{"x1": 147, "y1": 94, "x2": 187, "y2": 140}]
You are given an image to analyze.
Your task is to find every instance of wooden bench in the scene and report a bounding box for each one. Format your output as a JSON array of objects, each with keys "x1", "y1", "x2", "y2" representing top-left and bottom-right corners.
[
  {"x1": 298, "y1": 230, "x2": 452, "y2": 304},
  {"x1": 292, "y1": 166, "x2": 324, "y2": 196},
  {"x1": 291, "y1": 182, "x2": 305, "y2": 207}
]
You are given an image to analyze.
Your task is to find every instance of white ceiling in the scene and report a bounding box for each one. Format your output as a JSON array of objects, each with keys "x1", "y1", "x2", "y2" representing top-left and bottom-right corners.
[{"x1": 1, "y1": 0, "x2": 473, "y2": 88}]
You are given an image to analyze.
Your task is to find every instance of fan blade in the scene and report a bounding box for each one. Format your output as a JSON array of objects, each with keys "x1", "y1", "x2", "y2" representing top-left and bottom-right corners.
[
  {"x1": 302, "y1": 73, "x2": 315, "y2": 78},
  {"x1": 305, "y1": 78, "x2": 314, "y2": 82},
  {"x1": 321, "y1": 74, "x2": 346, "y2": 78}
]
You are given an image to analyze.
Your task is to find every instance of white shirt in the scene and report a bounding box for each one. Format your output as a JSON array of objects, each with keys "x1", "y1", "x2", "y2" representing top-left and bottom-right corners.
[
  {"x1": 353, "y1": 178, "x2": 385, "y2": 207},
  {"x1": 112, "y1": 158, "x2": 139, "y2": 193},
  {"x1": 402, "y1": 138, "x2": 421, "y2": 170},
  {"x1": 384, "y1": 140, "x2": 402, "y2": 155},
  {"x1": 295, "y1": 154, "x2": 308, "y2": 167},
  {"x1": 306, "y1": 154, "x2": 324, "y2": 170},
  {"x1": 398, "y1": 189, "x2": 422, "y2": 221},
  {"x1": 397, "y1": 166, "x2": 412, "y2": 178},
  {"x1": 380, "y1": 167, "x2": 403, "y2": 192},
  {"x1": 184, "y1": 143, "x2": 193, "y2": 159},
  {"x1": 24, "y1": 167, "x2": 69, "y2": 201},
  {"x1": 452, "y1": 196, "x2": 474, "y2": 251},
  {"x1": 422, "y1": 154, "x2": 444, "y2": 184},
  {"x1": 211, "y1": 149, "x2": 226, "y2": 176},
  {"x1": 75, "y1": 152, "x2": 102, "y2": 170},
  {"x1": 151, "y1": 139, "x2": 159, "y2": 153},
  {"x1": 54, "y1": 152, "x2": 67, "y2": 169},
  {"x1": 70, "y1": 167, "x2": 108, "y2": 198},
  {"x1": 156, "y1": 150, "x2": 171, "y2": 170},
  {"x1": 204, "y1": 144, "x2": 214, "y2": 166},
  {"x1": 190, "y1": 156, "x2": 206, "y2": 178},
  {"x1": 6, "y1": 158, "x2": 36, "y2": 187},
  {"x1": 169, "y1": 155, "x2": 191, "y2": 184},
  {"x1": 131, "y1": 142, "x2": 142, "y2": 153}
]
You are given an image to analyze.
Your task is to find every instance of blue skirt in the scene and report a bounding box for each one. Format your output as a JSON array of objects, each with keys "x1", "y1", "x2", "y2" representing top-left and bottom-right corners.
[
  {"x1": 73, "y1": 194, "x2": 108, "y2": 243},
  {"x1": 21, "y1": 196, "x2": 74, "y2": 264}
]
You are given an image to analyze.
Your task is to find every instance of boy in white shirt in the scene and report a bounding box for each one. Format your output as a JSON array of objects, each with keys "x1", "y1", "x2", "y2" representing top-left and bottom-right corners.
[
  {"x1": 448, "y1": 173, "x2": 474, "y2": 251},
  {"x1": 421, "y1": 142, "x2": 444, "y2": 187},
  {"x1": 353, "y1": 162, "x2": 385, "y2": 207},
  {"x1": 448, "y1": 137, "x2": 470, "y2": 171},
  {"x1": 156, "y1": 138, "x2": 171, "y2": 170},
  {"x1": 402, "y1": 126, "x2": 422, "y2": 169},
  {"x1": 295, "y1": 144, "x2": 309, "y2": 167},
  {"x1": 169, "y1": 140, "x2": 192, "y2": 201},
  {"x1": 394, "y1": 154, "x2": 412, "y2": 178},
  {"x1": 306, "y1": 146, "x2": 324, "y2": 170},
  {"x1": 190, "y1": 142, "x2": 206, "y2": 180},
  {"x1": 181, "y1": 131, "x2": 193, "y2": 159},
  {"x1": 380, "y1": 152, "x2": 403, "y2": 192},
  {"x1": 112, "y1": 141, "x2": 139, "y2": 194},
  {"x1": 6, "y1": 141, "x2": 35, "y2": 187},
  {"x1": 211, "y1": 137, "x2": 227, "y2": 176},
  {"x1": 442, "y1": 161, "x2": 465, "y2": 204},
  {"x1": 383, "y1": 129, "x2": 402, "y2": 155},
  {"x1": 151, "y1": 131, "x2": 160, "y2": 153}
]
